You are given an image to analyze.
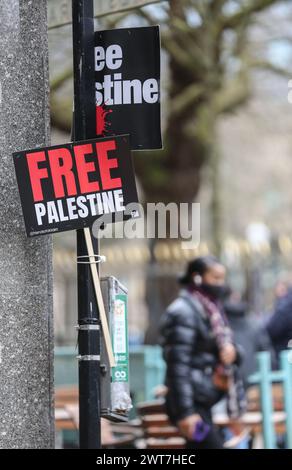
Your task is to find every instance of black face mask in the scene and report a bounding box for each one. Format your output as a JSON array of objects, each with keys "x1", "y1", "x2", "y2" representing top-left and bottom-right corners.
[{"x1": 200, "y1": 283, "x2": 230, "y2": 300}]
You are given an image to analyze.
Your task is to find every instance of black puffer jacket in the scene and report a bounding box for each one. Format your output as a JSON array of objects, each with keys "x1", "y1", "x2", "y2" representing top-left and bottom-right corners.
[
  {"x1": 160, "y1": 289, "x2": 225, "y2": 423},
  {"x1": 267, "y1": 290, "x2": 292, "y2": 362}
]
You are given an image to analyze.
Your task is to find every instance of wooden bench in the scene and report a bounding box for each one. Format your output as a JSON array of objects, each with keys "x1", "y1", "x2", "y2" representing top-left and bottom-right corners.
[
  {"x1": 214, "y1": 411, "x2": 286, "y2": 435},
  {"x1": 136, "y1": 398, "x2": 287, "y2": 449},
  {"x1": 137, "y1": 401, "x2": 186, "y2": 449}
]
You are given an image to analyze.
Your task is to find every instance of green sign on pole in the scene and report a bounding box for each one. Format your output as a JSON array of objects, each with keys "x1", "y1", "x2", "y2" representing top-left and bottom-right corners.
[{"x1": 112, "y1": 294, "x2": 129, "y2": 383}]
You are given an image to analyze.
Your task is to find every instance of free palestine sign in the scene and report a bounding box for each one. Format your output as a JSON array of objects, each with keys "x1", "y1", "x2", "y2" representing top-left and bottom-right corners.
[
  {"x1": 13, "y1": 135, "x2": 139, "y2": 237},
  {"x1": 95, "y1": 26, "x2": 162, "y2": 150}
]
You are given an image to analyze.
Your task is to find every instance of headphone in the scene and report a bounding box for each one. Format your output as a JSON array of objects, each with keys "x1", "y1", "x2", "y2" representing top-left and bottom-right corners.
[{"x1": 193, "y1": 274, "x2": 202, "y2": 286}]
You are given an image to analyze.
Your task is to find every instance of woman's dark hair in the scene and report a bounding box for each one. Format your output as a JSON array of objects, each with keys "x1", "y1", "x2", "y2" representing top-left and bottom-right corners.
[{"x1": 178, "y1": 255, "x2": 220, "y2": 286}]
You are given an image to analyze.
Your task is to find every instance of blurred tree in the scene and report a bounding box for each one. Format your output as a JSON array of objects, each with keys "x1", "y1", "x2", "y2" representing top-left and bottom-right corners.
[
  {"x1": 50, "y1": 0, "x2": 290, "y2": 254},
  {"x1": 136, "y1": 0, "x2": 292, "y2": 342},
  {"x1": 50, "y1": 0, "x2": 292, "y2": 342},
  {"x1": 136, "y1": 0, "x2": 291, "y2": 254}
]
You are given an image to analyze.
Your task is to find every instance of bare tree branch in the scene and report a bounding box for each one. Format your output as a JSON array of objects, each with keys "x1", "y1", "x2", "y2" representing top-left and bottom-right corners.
[
  {"x1": 50, "y1": 96, "x2": 72, "y2": 132},
  {"x1": 50, "y1": 67, "x2": 73, "y2": 91},
  {"x1": 171, "y1": 83, "x2": 205, "y2": 115},
  {"x1": 161, "y1": 33, "x2": 200, "y2": 74},
  {"x1": 214, "y1": 72, "x2": 250, "y2": 114},
  {"x1": 221, "y1": 0, "x2": 281, "y2": 30},
  {"x1": 250, "y1": 59, "x2": 292, "y2": 78}
]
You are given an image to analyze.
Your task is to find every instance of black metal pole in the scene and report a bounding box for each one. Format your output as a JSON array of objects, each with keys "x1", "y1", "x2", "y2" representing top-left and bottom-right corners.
[{"x1": 72, "y1": 0, "x2": 101, "y2": 449}]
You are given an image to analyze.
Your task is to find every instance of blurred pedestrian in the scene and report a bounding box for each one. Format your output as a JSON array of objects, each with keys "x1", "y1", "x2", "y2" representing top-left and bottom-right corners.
[
  {"x1": 160, "y1": 256, "x2": 245, "y2": 449},
  {"x1": 266, "y1": 279, "x2": 292, "y2": 365},
  {"x1": 224, "y1": 295, "x2": 275, "y2": 384}
]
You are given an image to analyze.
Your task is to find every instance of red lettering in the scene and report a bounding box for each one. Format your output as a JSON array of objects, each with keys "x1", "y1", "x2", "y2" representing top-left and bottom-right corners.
[
  {"x1": 74, "y1": 143, "x2": 100, "y2": 194},
  {"x1": 48, "y1": 148, "x2": 77, "y2": 199},
  {"x1": 96, "y1": 140, "x2": 121, "y2": 190},
  {"x1": 26, "y1": 151, "x2": 48, "y2": 202},
  {"x1": 26, "y1": 140, "x2": 122, "y2": 203}
]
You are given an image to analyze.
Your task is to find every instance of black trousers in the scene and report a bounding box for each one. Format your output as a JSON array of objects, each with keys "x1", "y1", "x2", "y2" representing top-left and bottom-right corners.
[{"x1": 185, "y1": 405, "x2": 224, "y2": 450}]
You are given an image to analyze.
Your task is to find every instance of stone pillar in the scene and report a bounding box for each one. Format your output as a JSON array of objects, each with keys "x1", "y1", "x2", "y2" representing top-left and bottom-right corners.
[{"x1": 0, "y1": 1, "x2": 54, "y2": 448}]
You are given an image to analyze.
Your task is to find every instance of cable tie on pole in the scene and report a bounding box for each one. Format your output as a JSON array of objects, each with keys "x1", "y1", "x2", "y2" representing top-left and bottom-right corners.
[
  {"x1": 75, "y1": 324, "x2": 101, "y2": 331},
  {"x1": 77, "y1": 254, "x2": 106, "y2": 265},
  {"x1": 77, "y1": 355, "x2": 101, "y2": 362}
]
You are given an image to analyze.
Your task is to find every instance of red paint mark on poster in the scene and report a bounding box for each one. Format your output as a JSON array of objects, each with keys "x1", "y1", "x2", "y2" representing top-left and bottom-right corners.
[{"x1": 96, "y1": 104, "x2": 112, "y2": 136}]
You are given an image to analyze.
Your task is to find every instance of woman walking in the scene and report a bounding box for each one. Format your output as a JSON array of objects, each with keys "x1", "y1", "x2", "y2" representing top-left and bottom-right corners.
[{"x1": 160, "y1": 256, "x2": 245, "y2": 449}]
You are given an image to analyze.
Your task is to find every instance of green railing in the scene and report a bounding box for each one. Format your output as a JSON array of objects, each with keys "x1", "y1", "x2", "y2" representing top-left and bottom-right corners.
[
  {"x1": 128, "y1": 345, "x2": 165, "y2": 403},
  {"x1": 248, "y1": 350, "x2": 292, "y2": 449}
]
